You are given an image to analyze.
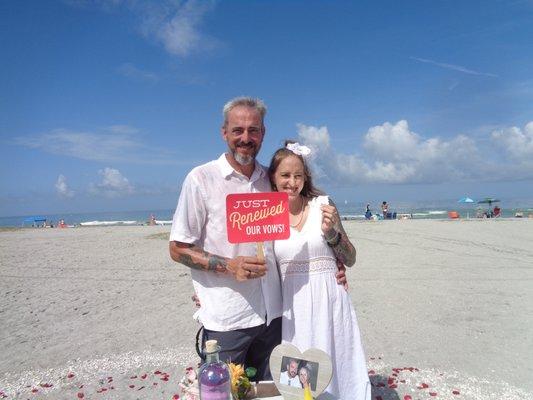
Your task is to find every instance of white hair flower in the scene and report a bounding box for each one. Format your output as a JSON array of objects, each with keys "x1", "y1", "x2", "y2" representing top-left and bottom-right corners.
[{"x1": 286, "y1": 142, "x2": 311, "y2": 157}]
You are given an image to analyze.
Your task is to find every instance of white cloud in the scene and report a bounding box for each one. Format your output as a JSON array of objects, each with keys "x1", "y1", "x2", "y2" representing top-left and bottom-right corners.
[
  {"x1": 296, "y1": 120, "x2": 533, "y2": 185},
  {"x1": 89, "y1": 167, "x2": 134, "y2": 197},
  {"x1": 411, "y1": 57, "x2": 498, "y2": 78},
  {"x1": 116, "y1": 63, "x2": 159, "y2": 82},
  {"x1": 140, "y1": 1, "x2": 218, "y2": 57},
  {"x1": 75, "y1": 0, "x2": 218, "y2": 57},
  {"x1": 491, "y1": 122, "x2": 533, "y2": 160},
  {"x1": 13, "y1": 125, "x2": 180, "y2": 165},
  {"x1": 55, "y1": 174, "x2": 75, "y2": 198}
]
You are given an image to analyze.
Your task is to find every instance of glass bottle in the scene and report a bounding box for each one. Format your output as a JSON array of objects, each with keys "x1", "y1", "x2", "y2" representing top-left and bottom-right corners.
[{"x1": 199, "y1": 340, "x2": 231, "y2": 400}]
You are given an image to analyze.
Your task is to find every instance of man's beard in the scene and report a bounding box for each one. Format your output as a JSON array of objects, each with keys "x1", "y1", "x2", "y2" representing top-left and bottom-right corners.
[{"x1": 230, "y1": 143, "x2": 258, "y2": 166}]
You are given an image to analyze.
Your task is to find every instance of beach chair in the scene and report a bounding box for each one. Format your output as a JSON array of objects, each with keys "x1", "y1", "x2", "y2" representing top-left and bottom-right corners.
[{"x1": 448, "y1": 211, "x2": 460, "y2": 219}]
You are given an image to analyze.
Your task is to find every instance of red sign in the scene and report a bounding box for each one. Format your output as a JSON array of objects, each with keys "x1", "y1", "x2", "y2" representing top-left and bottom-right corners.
[{"x1": 226, "y1": 192, "x2": 290, "y2": 243}]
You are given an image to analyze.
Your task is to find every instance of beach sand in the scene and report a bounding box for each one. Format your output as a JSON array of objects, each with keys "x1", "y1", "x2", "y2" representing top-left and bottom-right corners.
[{"x1": 1, "y1": 220, "x2": 532, "y2": 399}]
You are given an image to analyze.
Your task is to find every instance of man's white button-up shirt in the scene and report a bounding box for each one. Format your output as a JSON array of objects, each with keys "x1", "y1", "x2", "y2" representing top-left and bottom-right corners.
[{"x1": 170, "y1": 154, "x2": 282, "y2": 331}]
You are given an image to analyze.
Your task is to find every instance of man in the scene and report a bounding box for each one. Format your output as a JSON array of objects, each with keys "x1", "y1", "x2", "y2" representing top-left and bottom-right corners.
[
  {"x1": 169, "y1": 97, "x2": 346, "y2": 380},
  {"x1": 279, "y1": 358, "x2": 303, "y2": 388},
  {"x1": 169, "y1": 97, "x2": 281, "y2": 380}
]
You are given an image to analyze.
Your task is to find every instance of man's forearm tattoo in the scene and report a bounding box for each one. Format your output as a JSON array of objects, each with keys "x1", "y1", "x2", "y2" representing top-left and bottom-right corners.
[
  {"x1": 207, "y1": 255, "x2": 228, "y2": 273},
  {"x1": 177, "y1": 252, "x2": 207, "y2": 271},
  {"x1": 176, "y1": 246, "x2": 227, "y2": 273}
]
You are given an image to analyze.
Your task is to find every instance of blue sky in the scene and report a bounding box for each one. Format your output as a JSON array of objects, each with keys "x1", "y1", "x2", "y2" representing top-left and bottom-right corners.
[{"x1": 1, "y1": 0, "x2": 533, "y2": 216}]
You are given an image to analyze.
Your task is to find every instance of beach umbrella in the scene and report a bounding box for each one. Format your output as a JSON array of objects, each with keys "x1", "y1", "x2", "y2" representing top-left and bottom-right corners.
[
  {"x1": 477, "y1": 198, "x2": 500, "y2": 207},
  {"x1": 457, "y1": 197, "x2": 474, "y2": 218}
]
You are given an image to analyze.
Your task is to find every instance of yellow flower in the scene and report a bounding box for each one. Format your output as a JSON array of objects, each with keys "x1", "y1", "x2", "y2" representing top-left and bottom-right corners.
[{"x1": 228, "y1": 363, "x2": 252, "y2": 399}]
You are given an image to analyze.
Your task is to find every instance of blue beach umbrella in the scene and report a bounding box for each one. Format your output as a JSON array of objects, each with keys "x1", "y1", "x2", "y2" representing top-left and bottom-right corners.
[{"x1": 457, "y1": 197, "x2": 474, "y2": 218}]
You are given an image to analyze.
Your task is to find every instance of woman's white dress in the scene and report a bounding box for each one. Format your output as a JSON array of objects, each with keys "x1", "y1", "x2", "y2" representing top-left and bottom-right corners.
[{"x1": 274, "y1": 196, "x2": 371, "y2": 400}]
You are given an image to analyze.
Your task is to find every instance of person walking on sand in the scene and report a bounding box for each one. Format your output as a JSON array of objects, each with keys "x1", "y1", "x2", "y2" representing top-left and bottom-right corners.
[{"x1": 169, "y1": 97, "x2": 347, "y2": 380}]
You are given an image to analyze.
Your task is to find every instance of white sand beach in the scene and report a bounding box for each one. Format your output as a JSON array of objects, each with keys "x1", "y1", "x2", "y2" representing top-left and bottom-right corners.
[{"x1": 1, "y1": 219, "x2": 532, "y2": 399}]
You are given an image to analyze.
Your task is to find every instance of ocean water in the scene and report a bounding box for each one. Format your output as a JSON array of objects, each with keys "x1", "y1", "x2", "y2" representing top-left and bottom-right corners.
[
  {"x1": 1, "y1": 203, "x2": 532, "y2": 227},
  {"x1": 0, "y1": 209, "x2": 174, "y2": 228}
]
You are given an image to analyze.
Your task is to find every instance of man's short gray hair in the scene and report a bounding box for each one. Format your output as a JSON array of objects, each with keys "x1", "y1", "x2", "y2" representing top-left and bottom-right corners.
[{"x1": 222, "y1": 97, "x2": 267, "y2": 128}]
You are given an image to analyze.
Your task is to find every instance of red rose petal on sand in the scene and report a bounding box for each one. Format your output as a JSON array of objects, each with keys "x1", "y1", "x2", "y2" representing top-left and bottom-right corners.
[
  {"x1": 67, "y1": 373, "x2": 75, "y2": 379},
  {"x1": 40, "y1": 383, "x2": 53, "y2": 388},
  {"x1": 429, "y1": 392, "x2": 438, "y2": 397},
  {"x1": 129, "y1": 385, "x2": 135, "y2": 389},
  {"x1": 368, "y1": 370, "x2": 375, "y2": 375},
  {"x1": 418, "y1": 383, "x2": 429, "y2": 389},
  {"x1": 154, "y1": 370, "x2": 162, "y2": 375},
  {"x1": 452, "y1": 390, "x2": 460, "y2": 395},
  {"x1": 31, "y1": 388, "x2": 38, "y2": 393},
  {"x1": 141, "y1": 373, "x2": 147, "y2": 379},
  {"x1": 77, "y1": 393, "x2": 84, "y2": 399},
  {"x1": 389, "y1": 384, "x2": 398, "y2": 389},
  {"x1": 387, "y1": 378, "x2": 395, "y2": 385},
  {"x1": 404, "y1": 396, "x2": 412, "y2": 400},
  {"x1": 161, "y1": 376, "x2": 169, "y2": 381},
  {"x1": 173, "y1": 395, "x2": 180, "y2": 400},
  {"x1": 130, "y1": 375, "x2": 137, "y2": 379},
  {"x1": 370, "y1": 357, "x2": 375, "y2": 360},
  {"x1": 153, "y1": 382, "x2": 158, "y2": 386}
]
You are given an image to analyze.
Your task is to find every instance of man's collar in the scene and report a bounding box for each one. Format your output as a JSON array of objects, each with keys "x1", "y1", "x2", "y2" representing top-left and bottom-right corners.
[{"x1": 217, "y1": 153, "x2": 264, "y2": 180}]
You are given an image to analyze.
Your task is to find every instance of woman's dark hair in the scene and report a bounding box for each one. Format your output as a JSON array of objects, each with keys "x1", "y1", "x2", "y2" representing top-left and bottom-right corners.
[{"x1": 268, "y1": 140, "x2": 323, "y2": 198}]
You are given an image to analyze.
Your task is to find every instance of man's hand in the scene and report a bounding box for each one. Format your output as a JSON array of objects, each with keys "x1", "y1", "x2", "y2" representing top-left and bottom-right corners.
[
  {"x1": 335, "y1": 260, "x2": 348, "y2": 290},
  {"x1": 192, "y1": 293, "x2": 201, "y2": 308},
  {"x1": 226, "y1": 256, "x2": 267, "y2": 281}
]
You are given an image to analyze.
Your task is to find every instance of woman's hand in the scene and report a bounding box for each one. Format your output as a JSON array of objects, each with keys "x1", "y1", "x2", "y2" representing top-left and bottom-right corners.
[{"x1": 320, "y1": 204, "x2": 338, "y2": 237}]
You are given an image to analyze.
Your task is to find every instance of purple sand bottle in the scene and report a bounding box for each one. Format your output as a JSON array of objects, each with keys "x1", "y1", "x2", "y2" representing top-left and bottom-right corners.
[{"x1": 199, "y1": 340, "x2": 231, "y2": 400}]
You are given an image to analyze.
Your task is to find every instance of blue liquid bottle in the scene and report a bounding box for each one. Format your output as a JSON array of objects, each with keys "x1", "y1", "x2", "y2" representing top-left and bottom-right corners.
[{"x1": 199, "y1": 340, "x2": 231, "y2": 400}]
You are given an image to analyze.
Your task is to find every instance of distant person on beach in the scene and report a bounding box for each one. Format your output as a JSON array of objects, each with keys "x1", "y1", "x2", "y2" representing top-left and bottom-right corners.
[
  {"x1": 381, "y1": 201, "x2": 389, "y2": 219},
  {"x1": 365, "y1": 204, "x2": 372, "y2": 220},
  {"x1": 268, "y1": 142, "x2": 370, "y2": 399}
]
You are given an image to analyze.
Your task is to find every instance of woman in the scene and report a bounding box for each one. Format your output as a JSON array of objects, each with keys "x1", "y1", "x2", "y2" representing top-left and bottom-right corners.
[
  {"x1": 268, "y1": 141, "x2": 370, "y2": 400},
  {"x1": 298, "y1": 363, "x2": 311, "y2": 390}
]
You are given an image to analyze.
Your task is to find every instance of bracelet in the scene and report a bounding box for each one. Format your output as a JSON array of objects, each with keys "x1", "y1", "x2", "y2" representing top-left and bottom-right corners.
[{"x1": 325, "y1": 230, "x2": 341, "y2": 246}]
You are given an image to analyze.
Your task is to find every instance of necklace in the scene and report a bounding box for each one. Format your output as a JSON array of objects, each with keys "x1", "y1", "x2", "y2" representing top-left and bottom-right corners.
[{"x1": 290, "y1": 197, "x2": 305, "y2": 228}]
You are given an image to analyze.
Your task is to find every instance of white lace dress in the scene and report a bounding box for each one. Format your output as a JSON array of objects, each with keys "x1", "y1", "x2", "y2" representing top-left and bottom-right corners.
[{"x1": 274, "y1": 196, "x2": 371, "y2": 400}]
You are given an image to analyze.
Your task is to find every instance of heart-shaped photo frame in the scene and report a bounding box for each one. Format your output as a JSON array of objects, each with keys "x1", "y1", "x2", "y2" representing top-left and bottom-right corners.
[{"x1": 269, "y1": 343, "x2": 332, "y2": 399}]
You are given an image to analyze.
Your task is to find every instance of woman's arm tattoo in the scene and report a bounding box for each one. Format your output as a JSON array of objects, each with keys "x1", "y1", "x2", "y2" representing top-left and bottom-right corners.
[{"x1": 327, "y1": 199, "x2": 356, "y2": 267}]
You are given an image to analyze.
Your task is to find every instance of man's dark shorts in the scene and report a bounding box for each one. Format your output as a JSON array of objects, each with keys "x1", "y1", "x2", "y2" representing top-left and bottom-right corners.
[{"x1": 201, "y1": 317, "x2": 282, "y2": 381}]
